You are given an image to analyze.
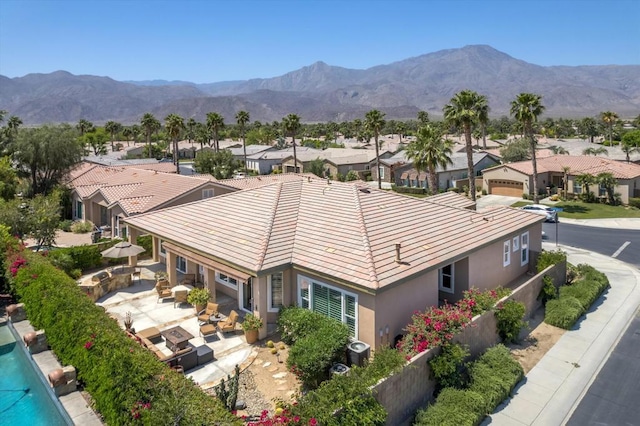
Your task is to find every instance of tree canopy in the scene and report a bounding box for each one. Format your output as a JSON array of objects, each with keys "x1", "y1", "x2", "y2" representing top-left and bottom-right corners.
[{"x1": 194, "y1": 149, "x2": 240, "y2": 179}]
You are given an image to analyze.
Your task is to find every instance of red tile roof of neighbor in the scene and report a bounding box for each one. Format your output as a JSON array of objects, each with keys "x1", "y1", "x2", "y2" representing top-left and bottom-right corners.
[
  {"x1": 125, "y1": 179, "x2": 542, "y2": 291},
  {"x1": 496, "y1": 155, "x2": 640, "y2": 179},
  {"x1": 213, "y1": 173, "x2": 319, "y2": 190},
  {"x1": 426, "y1": 192, "x2": 476, "y2": 209},
  {"x1": 70, "y1": 165, "x2": 215, "y2": 215}
]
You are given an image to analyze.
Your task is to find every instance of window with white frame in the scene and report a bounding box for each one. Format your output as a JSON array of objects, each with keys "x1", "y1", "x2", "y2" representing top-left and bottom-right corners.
[
  {"x1": 573, "y1": 182, "x2": 582, "y2": 194},
  {"x1": 378, "y1": 166, "x2": 385, "y2": 179},
  {"x1": 268, "y1": 272, "x2": 284, "y2": 312},
  {"x1": 176, "y1": 256, "x2": 187, "y2": 273},
  {"x1": 216, "y1": 272, "x2": 238, "y2": 289},
  {"x1": 439, "y1": 264, "x2": 454, "y2": 293},
  {"x1": 521, "y1": 232, "x2": 529, "y2": 266},
  {"x1": 298, "y1": 277, "x2": 357, "y2": 337},
  {"x1": 503, "y1": 240, "x2": 511, "y2": 267},
  {"x1": 159, "y1": 239, "x2": 166, "y2": 257},
  {"x1": 75, "y1": 200, "x2": 83, "y2": 219},
  {"x1": 202, "y1": 189, "x2": 214, "y2": 199},
  {"x1": 512, "y1": 236, "x2": 519, "y2": 251}
]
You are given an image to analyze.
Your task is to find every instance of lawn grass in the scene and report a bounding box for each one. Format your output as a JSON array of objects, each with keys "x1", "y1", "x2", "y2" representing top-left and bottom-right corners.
[{"x1": 509, "y1": 200, "x2": 640, "y2": 219}]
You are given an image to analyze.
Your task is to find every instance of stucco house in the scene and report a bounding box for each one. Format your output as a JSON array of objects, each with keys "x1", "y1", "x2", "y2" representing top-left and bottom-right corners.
[
  {"x1": 393, "y1": 152, "x2": 500, "y2": 191},
  {"x1": 281, "y1": 148, "x2": 390, "y2": 178},
  {"x1": 68, "y1": 163, "x2": 219, "y2": 238},
  {"x1": 245, "y1": 147, "x2": 322, "y2": 175},
  {"x1": 124, "y1": 177, "x2": 543, "y2": 349},
  {"x1": 482, "y1": 155, "x2": 640, "y2": 203}
]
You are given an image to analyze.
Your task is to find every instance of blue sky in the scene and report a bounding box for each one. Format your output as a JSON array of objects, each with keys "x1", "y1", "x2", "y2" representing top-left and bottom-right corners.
[{"x1": 1, "y1": 0, "x2": 638, "y2": 83}]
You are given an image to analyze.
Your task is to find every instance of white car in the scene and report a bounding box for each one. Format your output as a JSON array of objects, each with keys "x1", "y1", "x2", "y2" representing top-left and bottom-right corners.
[{"x1": 520, "y1": 204, "x2": 558, "y2": 223}]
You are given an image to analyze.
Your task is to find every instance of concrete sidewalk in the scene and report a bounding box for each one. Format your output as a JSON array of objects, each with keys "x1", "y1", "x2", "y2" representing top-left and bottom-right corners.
[
  {"x1": 558, "y1": 217, "x2": 640, "y2": 230},
  {"x1": 487, "y1": 244, "x2": 640, "y2": 425}
]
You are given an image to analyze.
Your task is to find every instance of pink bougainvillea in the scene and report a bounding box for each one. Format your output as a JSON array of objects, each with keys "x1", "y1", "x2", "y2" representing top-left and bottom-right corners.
[{"x1": 242, "y1": 409, "x2": 315, "y2": 425}]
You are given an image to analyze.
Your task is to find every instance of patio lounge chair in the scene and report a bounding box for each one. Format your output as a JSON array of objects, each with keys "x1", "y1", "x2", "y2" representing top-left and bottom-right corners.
[
  {"x1": 199, "y1": 323, "x2": 217, "y2": 338},
  {"x1": 156, "y1": 282, "x2": 173, "y2": 303},
  {"x1": 174, "y1": 290, "x2": 188, "y2": 308},
  {"x1": 217, "y1": 310, "x2": 239, "y2": 333},
  {"x1": 197, "y1": 302, "x2": 220, "y2": 323}
]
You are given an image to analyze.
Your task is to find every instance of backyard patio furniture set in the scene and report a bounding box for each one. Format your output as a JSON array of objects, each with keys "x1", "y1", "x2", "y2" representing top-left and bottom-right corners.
[{"x1": 197, "y1": 302, "x2": 240, "y2": 339}]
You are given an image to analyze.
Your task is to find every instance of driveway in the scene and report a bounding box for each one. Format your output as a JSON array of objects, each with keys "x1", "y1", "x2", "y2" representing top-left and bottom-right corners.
[{"x1": 476, "y1": 194, "x2": 522, "y2": 211}]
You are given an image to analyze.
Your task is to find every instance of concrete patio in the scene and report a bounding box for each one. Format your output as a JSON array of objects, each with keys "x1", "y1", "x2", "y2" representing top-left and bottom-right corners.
[{"x1": 91, "y1": 259, "x2": 256, "y2": 389}]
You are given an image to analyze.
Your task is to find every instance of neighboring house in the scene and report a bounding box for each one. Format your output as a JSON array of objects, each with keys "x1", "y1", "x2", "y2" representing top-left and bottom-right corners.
[
  {"x1": 282, "y1": 148, "x2": 391, "y2": 177},
  {"x1": 124, "y1": 178, "x2": 543, "y2": 350},
  {"x1": 396, "y1": 153, "x2": 500, "y2": 191},
  {"x1": 68, "y1": 164, "x2": 218, "y2": 238},
  {"x1": 246, "y1": 147, "x2": 322, "y2": 175},
  {"x1": 369, "y1": 150, "x2": 410, "y2": 184},
  {"x1": 482, "y1": 155, "x2": 640, "y2": 203},
  {"x1": 426, "y1": 191, "x2": 476, "y2": 210},
  {"x1": 228, "y1": 145, "x2": 274, "y2": 164}
]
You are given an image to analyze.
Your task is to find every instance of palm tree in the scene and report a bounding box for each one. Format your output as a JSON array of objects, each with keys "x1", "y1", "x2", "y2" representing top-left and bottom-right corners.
[
  {"x1": 578, "y1": 117, "x2": 599, "y2": 143},
  {"x1": 510, "y1": 93, "x2": 545, "y2": 203},
  {"x1": 195, "y1": 122, "x2": 210, "y2": 153},
  {"x1": 104, "y1": 120, "x2": 122, "y2": 152},
  {"x1": 575, "y1": 173, "x2": 596, "y2": 202},
  {"x1": 621, "y1": 142, "x2": 639, "y2": 163},
  {"x1": 282, "y1": 114, "x2": 301, "y2": 173},
  {"x1": 165, "y1": 114, "x2": 185, "y2": 173},
  {"x1": 597, "y1": 172, "x2": 617, "y2": 204},
  {"x1": 550, "y1": 145, "x2": 569, "y2": 155},
  {"x1": 122, "y1": 127, "x2": 133, "y2": 146},
  {"x1": 364, "y1": 109, "x2": 386, "y2": 189},
  {"x1": 235, "y1": 110, "x2": 250, "y2": 175},
  {"x1": 443, "y1": 90, "x2": 487, "y2": 201},
  {"x1": 5, "y1": 115, "x2": 22, "y2": 142},
  {"x1": 600, "y1": 111, "x2": 619, "y2": 144},
  {"x1": 417, "y1": 111, "x2": 429, "y2": 126},
  {"x1": 206, "y1": 112, "x2": 225, "y2": 152},
  {"x1": 561, "y1": 166, "x2": 571, "y2": 199},
  {"x1": 186, "y1": 118, "x2": 197, "y2": 145},
  {"x1": 477, "y1": 99, "x2": 490, "y2": 150},
  {"x1": 405, "y1": 125, "x2": 453, "y2": 194},
  {"x1": 76, "y1": 119, "x2": 94, "y2": 136},
  {"x1": 582, "y1": 147, "x2": 608, "y2": 156},
  {"x1": 140, "y1": 113, "x2": 160, "y2": 159}
]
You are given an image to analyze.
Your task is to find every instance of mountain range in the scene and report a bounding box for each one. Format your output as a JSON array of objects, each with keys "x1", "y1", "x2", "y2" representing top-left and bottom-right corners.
[{"x1": 1, "y1": 45, "x2": 639, "y2": 125}]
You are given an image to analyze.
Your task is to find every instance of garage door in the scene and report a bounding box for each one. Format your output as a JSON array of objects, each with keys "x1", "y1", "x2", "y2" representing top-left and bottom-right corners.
[{"x1": 490, "y1": 180, "x2": 523, "y2": 197}]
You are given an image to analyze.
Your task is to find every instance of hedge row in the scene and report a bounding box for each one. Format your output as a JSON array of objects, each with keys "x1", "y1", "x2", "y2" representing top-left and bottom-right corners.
[
  {"x1": 415, "y1": 344, "x2": 523, "y2": 426},
  {"x1": 2, "y1": 232, "x2": 238, "y2": 425},
  {"x1": 278, "y1": 306, "x2": 350, "y2": 390},
  {"x1": 390, "y1": 184, "x2": 428, "y2": 195},
  {"x1": 545, "y1": 264, "x2": 610, "y2": 329}
]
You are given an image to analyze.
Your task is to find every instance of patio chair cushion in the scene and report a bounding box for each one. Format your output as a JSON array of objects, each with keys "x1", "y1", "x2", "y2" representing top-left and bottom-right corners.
[
  {"x1": 217, "y1": 310, "x2": 239, "y2": 333},
  {"x1": 136, "y1": 327, "x2": 161, "y2": 340},
  {"x1": 174, "y1": 290, "x2": 189, "y2": 308},
  {"x1": 197, "y1": 302, "x2": 220, "y2": 322},
  {"x1": 200, "y1": 324, "x2": 217, "y2": 337}
]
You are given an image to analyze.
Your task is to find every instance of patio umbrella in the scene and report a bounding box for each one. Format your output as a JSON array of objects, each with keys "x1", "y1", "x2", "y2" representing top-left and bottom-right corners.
[{"x1": 101, "y1": 242, "x2": 145, "y2": 260}]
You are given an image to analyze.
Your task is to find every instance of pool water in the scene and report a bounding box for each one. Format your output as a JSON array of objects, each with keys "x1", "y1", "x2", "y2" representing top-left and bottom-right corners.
[{"x1": 0, "y1": 323, "x2": 72, "y2": 425}]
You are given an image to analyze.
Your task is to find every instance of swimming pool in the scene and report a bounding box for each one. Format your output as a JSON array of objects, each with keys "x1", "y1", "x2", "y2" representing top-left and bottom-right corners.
[{"x1": 0, "y1": 321, "x2": 72, "y2": 425}]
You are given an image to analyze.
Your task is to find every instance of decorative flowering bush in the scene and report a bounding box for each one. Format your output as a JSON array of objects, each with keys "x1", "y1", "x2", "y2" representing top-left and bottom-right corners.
[
  {"x1": 9, "y1": 256, "x2": 27, "y2": 276},
  {"x1": 243, "y1": 409, "x2": 312, "y2": 425},
  {"x1": 399, "y1": 287, "x2": 512, "y2": 358}
]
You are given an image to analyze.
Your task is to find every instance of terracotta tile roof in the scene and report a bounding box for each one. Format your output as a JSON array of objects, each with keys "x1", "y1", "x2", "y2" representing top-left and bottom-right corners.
[
  {"x1": 121, "y1": 163, "x2": 178, "y2": 173},
  {"x1": 288, "y1": 148, "x2": 383, "y2": 165},
  {"x1": 126, "y1": 180, "x2": 542, "y2": 291},
  {"x1": 496, "y1": 155, "x2": 640, "y2": 179},
  {"x1": 70, "y1": 165, "x2": 214, "y2": 215},
  {"x1": 246, "y1": 147, "x2": 321, "y2": 160},
  {"x1": 214, "y1": 173, "x2": 320, "y2": 191},
  {"x1": 426, "y1": 192, "x2": 476, "y2": 210}
]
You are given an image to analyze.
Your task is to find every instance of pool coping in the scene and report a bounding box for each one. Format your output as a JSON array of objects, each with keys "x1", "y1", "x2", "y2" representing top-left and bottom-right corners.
[{"x1": 2, "y1": 317, "x2": 103, "y2": 425}]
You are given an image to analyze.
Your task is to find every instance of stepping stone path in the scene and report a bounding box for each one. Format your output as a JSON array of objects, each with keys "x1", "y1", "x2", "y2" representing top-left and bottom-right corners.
[{"x1": 272, "y1": 372, "x2": 287, "y2": 379}]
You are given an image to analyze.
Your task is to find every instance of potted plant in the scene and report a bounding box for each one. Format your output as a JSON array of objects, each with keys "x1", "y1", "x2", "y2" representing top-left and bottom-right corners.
[
  {"x1": 241, "y1": 313, "x2": 263, "y2": 344},
  {"x1": 187, "y1": 287, "x2": 210, "y2": 312}
]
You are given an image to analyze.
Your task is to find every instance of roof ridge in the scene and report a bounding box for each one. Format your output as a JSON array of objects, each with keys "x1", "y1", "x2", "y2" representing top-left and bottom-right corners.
[
  {"x1": 351, "y1": 185, "x2": 380, "y2": 289},
  {"x1": 255, "y1": 182, "x2": 284, "y2": 270}
]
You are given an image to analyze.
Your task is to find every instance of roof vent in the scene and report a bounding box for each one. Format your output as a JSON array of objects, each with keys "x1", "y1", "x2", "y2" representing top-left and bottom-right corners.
[
  {"x1": 395, "y1": 243, "x2": 401, "y2": 263},
  {"x1": 358, "y1": 187, "x2": 370, "y2": 193},
  {"x1": 326, "y1": 177, "x2": 331, "y2": 185}
]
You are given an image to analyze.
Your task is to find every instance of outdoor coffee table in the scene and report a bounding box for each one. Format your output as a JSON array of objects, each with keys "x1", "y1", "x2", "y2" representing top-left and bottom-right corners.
[{"x1": 161, "y1": 326, "x2": 194, "y2": 352}]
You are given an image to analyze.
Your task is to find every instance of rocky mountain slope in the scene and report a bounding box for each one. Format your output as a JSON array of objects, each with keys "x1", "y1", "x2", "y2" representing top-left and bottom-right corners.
[{"x1": 1, "y1": 45, "x2": 638, "y2": 125}]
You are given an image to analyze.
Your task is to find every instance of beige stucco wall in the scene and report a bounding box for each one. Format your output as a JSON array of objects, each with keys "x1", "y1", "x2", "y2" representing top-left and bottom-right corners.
[
  {"x1": 483, "y1": 166, "x2": 531, "y2": 195},
  {"x1": 467, "y1": 223, "x2": 542, "y2": 292}
]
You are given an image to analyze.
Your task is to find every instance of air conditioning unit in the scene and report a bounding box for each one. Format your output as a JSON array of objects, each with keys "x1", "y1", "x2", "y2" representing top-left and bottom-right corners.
[
  {"x1": 329, "y1": 363, "x2": 350, "y2": 376},
  {"x1": 347, "y1": 341, "x2": 370, "y2": 367}
]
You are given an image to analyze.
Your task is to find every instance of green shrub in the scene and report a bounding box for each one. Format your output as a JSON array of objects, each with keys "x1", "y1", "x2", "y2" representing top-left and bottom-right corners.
[
  {"x1": 537, "y1": 249, "x2": 567, "y2": 272},
  {"x1": 282, "y1": 307, "x2": 350, "y2": 389},
  {"x1": 461, "y1": 287, "x2": 511, "y2": 316},
  {"x1": 544, "y1": 297, "x2": 584, "y2": 329},
  {"x1": 283, "y1": 346, "x2": 404, "y2": 425},
  {"x1": 495, "y1": 300, "x2": 526, "y2": 343},
  {"x1": 52, "y1": 244, "x2": 103, "y2": 271},
  {"x1": 4, "y1": 246, "x2": 238, "y2": 425},
  {"x1": 137, "y1": 234, "x2": 152, "y2": 256},
  {"x1": 481, "y1": 189, "x2": 487, "y2": 196},
  {"x1": 391, "y1": 184, "x2": 427, "y2": 195},
  {"x1": 277, "y1": 305, "x2": 325, "y2": 345},
  {"x1": 629, "y1": 198, "x2": 640, "y2": 209},
  {"x1": 414, "y1": 388, "x2": 485, "y2": 426},
  {"x1": 468, "y1": 345, "x2": 523, "y2": 413},
  {"x1": 538, "y1": 275, "x2": 558, "y2": 306},
  {"x1": 59, "y1": 219, "x2": 73, "y2": 232},
  {"x1": 429, "y1": 343, "x2": 470, "y2": 389},
  {"x1": 70, "y1": 220, "x2": 94, "y2": 233}
]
